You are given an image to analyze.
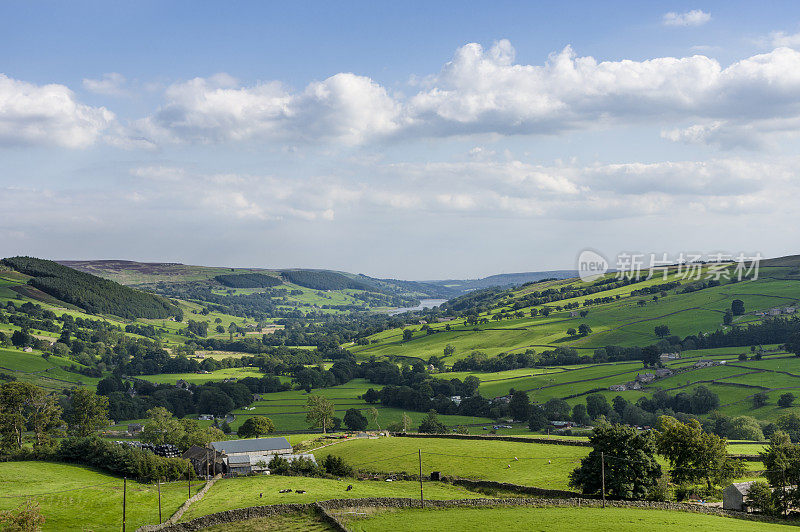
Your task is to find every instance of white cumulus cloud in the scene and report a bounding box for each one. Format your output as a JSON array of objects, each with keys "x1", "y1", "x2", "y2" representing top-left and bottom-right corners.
[
  {"x1": 138, "y1": 72, "x2": 401, "y2": 144},
  {"x1": 0, "y1": 74, "x2": 114, "y2": 148},
  {"x1": 662, "y1": 10, "x2": 711, "y2": 27},
  {"x1": 83, "y1": 73, "x2": 128, "y2": 96}
]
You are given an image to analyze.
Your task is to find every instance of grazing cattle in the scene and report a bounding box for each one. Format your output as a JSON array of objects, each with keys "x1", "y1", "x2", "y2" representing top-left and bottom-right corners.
[
  {"x1": 346, "y1": 485, "x2": 353, "y2": 491},
  {"x1": 296, "y1": 489, "x2": 306, "y2": 494}
]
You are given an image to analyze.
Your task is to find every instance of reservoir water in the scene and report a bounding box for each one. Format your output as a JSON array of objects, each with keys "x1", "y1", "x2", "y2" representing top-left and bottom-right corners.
[{"x1": 388, "y1": 298, "x2": 448, "y2": 315}]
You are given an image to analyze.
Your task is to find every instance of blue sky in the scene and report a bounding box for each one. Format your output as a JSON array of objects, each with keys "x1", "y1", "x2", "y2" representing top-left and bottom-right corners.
[{"x1": 2, "y1": 1, "x2": 800, "y2": 278}]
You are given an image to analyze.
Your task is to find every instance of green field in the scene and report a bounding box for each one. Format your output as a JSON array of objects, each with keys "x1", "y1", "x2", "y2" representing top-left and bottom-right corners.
[
  {"x1": 350, "y1": 271, "x2": 800, "y2": 363},
  {"x1": 0, "y1": 347, "x2": 102, "y2": 391},
  {"x1": 0, "y1": 461, "x2": 201, "y2": 531},
  {"x1": 180, "y1": 474, "x2": 483, "y2": 522},
  {"x1": 342, "y1": 505, "x2": 795, "y2": 532},
  {"x1": 199, "y1": 510, "x2": 334, "y2": 531},
  {"x1": 311, "y1": 436, "x2": 588, "y2": 489},
  {"x1": 229, "y1": 378, "x2": 494, "y2": 433},
  {"x1": 137, "y1": 367, "x2": 273, "y2": 385}
]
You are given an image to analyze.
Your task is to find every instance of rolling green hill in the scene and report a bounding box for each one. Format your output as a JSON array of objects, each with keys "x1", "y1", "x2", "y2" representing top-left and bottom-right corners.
[{"x1": 2, "y1": 256, "x2": 182, "y2": 320}]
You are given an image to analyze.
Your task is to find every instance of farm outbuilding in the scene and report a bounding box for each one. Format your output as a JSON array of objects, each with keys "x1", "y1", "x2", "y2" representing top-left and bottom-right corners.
[
  {"x1": 210, "y1": 436, "x2": 293, "y2": 475},
  {"x1": 723, "y1": 481, "x2": 755, "y2": 511},
  {"x1": 183, "y1": 445, "x2": 226, "y2": 477}
]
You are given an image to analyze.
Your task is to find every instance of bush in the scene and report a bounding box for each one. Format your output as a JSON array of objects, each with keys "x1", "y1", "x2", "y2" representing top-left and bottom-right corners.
[
  {"x1": 418, "y1": 410, "x2": 447, "y2": 434},
  {"x1": 56, "y1": 437, "x2": 191, "y2": 482},
  {"x1": 268, "y1": 455, "x2": 323, "y2": 477},
  {"x1": 0, "y1": 499, "x2": 46, "y2": 532},
  {"x1": 778, "y1": 393, "x2": 795, "y2": 408},
  {"x1": 322, "y1": 454, "x2": 353, "y2": 477},
  {"x1": 747, "y1": 481, "x2": 778, "y2": 515},
  {"x1": 753, "y1": 392, "x2": 769, "y2": 408},
  {"x1": 343, "y1": 408, "x2": 368, "y2": 431},
  {"x1": 267, "y1": 455, "x2": 290, "y2": 475}
]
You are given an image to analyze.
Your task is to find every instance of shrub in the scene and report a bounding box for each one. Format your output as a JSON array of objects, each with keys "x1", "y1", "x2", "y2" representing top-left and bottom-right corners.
[
  {"x1": 322, "y1": 454, "x2": 353, "y2": 477},
  {"x1": 778, "y1": 393, "x2": 795, "y2": 408},
  {"x1": 0, "y1": 499, "x2": 45, "y2": 532},
  {"x1": 747, "y1": 481, "x2": 778, "y2": 515},
  {"x1": 418, "y1": 410, "x2": 447, "y2": 434},
  {"x1": 343, "y1": 408, "x2": 368, "y2": 431},
  {"x1": 56, "y1": 437, "x2": 191, "y2": 482},
  {"x1": 267, "y1": 455, "x2": 290, "y2": 475}
]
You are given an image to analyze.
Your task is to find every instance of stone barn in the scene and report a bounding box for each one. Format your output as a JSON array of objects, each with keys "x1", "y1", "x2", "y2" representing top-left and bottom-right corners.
[{"x1": 723, "y1": 481, "x2": 755, "y2": 511}]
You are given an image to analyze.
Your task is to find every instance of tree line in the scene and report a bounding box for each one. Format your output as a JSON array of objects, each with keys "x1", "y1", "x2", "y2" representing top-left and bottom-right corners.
[{"x1": 2, "y1": 256, "x2": 182, "y2": 320}]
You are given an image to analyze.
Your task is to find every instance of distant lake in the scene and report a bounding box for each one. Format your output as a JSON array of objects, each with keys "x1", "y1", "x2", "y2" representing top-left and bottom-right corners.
[{"x1": 388, "y1": 298, "x2": 448, "y2": 315}]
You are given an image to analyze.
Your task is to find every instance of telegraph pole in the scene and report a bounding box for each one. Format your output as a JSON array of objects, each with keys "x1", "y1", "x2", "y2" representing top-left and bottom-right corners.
[
  {"x1": 601, "y1": 452, "x2": 606, "y2": 509},
  {"x1": 157, "y1": 479, "x2": 162, "y2": 523},
  {"x1": 418, "y1": 449, "x2": 424, "y2": 508},
  {"x1": 122, "y1": 477, "x2": 127, "y2": 532},
  {"x1": 188, "y1": 461, "x2": 192, "y2": 499}
]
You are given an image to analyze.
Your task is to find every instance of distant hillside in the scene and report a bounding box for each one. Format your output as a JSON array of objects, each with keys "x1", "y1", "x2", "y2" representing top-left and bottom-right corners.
[
  {"x1": 214, "y1": 272, "x2": 283, "y2": 288},
  {"x1": 427, "y1": 270, "x2": 578, "y2": 294},
  {"x1": 761, "y1": 255, "x2": 800, "y2": 268},
  {"x1": 4, "y1": 256, "x2": 182, "y2": 320},
  {"x1": 59, "y1": 260, "x2": 452, "y2": 299},
  {"x1": 280, "y1": 269, "x2": 378, "y2": 291}
]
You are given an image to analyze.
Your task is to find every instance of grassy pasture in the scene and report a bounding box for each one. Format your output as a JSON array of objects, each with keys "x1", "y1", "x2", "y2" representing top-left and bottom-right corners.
[
  {"x1": 0, "y1": 347, "x2": 101, "y2": 390},
  {"x1": 198, "y1": 510, "x2": 334, "y2": 531},
  {"x1": 0, "y1": 461, "x2": 200, "y2": 531},
  {"x1": 179, "y1": 475, "x2": 482, "y2": 522},
  {"x1": 350, "y1": 274, "x2": 800, "y2": 363},
  {"x1": 342, "y1": 506, "x2": 795, "y2": 532},
  {"x1": 226, "y1": 378, "x2": 493, "y2": 433},
  {"x1": 137, "y1": 367, "x2": 273, "y2": 385},
  {"x1": 311, "y1": 436, "x2": 588, "y2": 489}
]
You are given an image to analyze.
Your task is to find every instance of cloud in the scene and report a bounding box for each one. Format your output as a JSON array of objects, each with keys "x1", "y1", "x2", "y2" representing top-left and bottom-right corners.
[
  {"x1": 0, "y1": 74, "x2": 114, "y2": 148},
  {"x1": 767, "y1": 31, "x2": 800, "y2": 48},
  {"x1": 662, "y1": 10, "x2": 711, "y2": 27},
  {"x1": 126, "y1": 40, "x2": 800, "y2": 149},
  {"x1": 138, "y1": 72, "x2": 401, "y2": 144},
  {"x1": 404, "y1": 42, "x2": 800, "y2": 145},
  {"x1": 82, "y1": 73, "x2": 128, "y2": 96},
  {"x1": 127, "y1": 165, "x2": 358, "y2": 222}
]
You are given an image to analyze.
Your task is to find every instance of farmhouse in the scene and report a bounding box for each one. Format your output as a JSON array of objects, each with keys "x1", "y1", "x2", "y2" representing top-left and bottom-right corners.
[
  {"x1": 175, "y1": 379, "x2": 191, "y2": 391},
  {"x1": 198, "y1": 414, "x2": 214, "y2": 421},
  {"x1": 225, "y1": 452, "x2": 317, "y2": 476},
  {"x1": 210, "y1": 437, "x2": 293, "y2": 474},
  {"x1": 660, "y1": 352, "x2": 681, "y2": 362},
  {"x1": 654, "y1": 368, "x2": 673, "y2": 378},
  {"x1": 127, "y1": 423, "x2": 143, "y2": 436},
  {"x1": 609, "y1": 384, "x2": 627, "y2": 392},
  {"x1": 183, "y1": 445, "x2": 225, "y2": 477},
  {"x1": 723, "y1": 481, "x2": 755, "y2": 511},
  {"x1": 635, "y1": 372, "x2": 655, "y2": 384}
]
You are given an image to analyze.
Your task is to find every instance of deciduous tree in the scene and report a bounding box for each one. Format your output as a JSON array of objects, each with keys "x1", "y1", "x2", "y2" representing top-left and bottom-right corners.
[
  {"x1": 570, "y1": 422, "x2": 662, "y2": 499},
  {"x1": 237, "y1": 416, "x2": 275, "y2": 438},
  {"x1": 68, "y1": 387, "x2": 110, "y2": 437},
  {"x1": 306, "y1": 395, "x2": 335, "y2": 433}
]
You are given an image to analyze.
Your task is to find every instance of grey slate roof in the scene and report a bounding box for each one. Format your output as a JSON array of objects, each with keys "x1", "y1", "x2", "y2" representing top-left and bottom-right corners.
[
  {"x1": 210, "y1": 437, "x2": 291, "y2": 454},
  {"x1": 727, "y1": 481, "x2": 756, "y2": 495},
  {"x1": 227, "y1": 455, "x2": 253, "y2": 465}
]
